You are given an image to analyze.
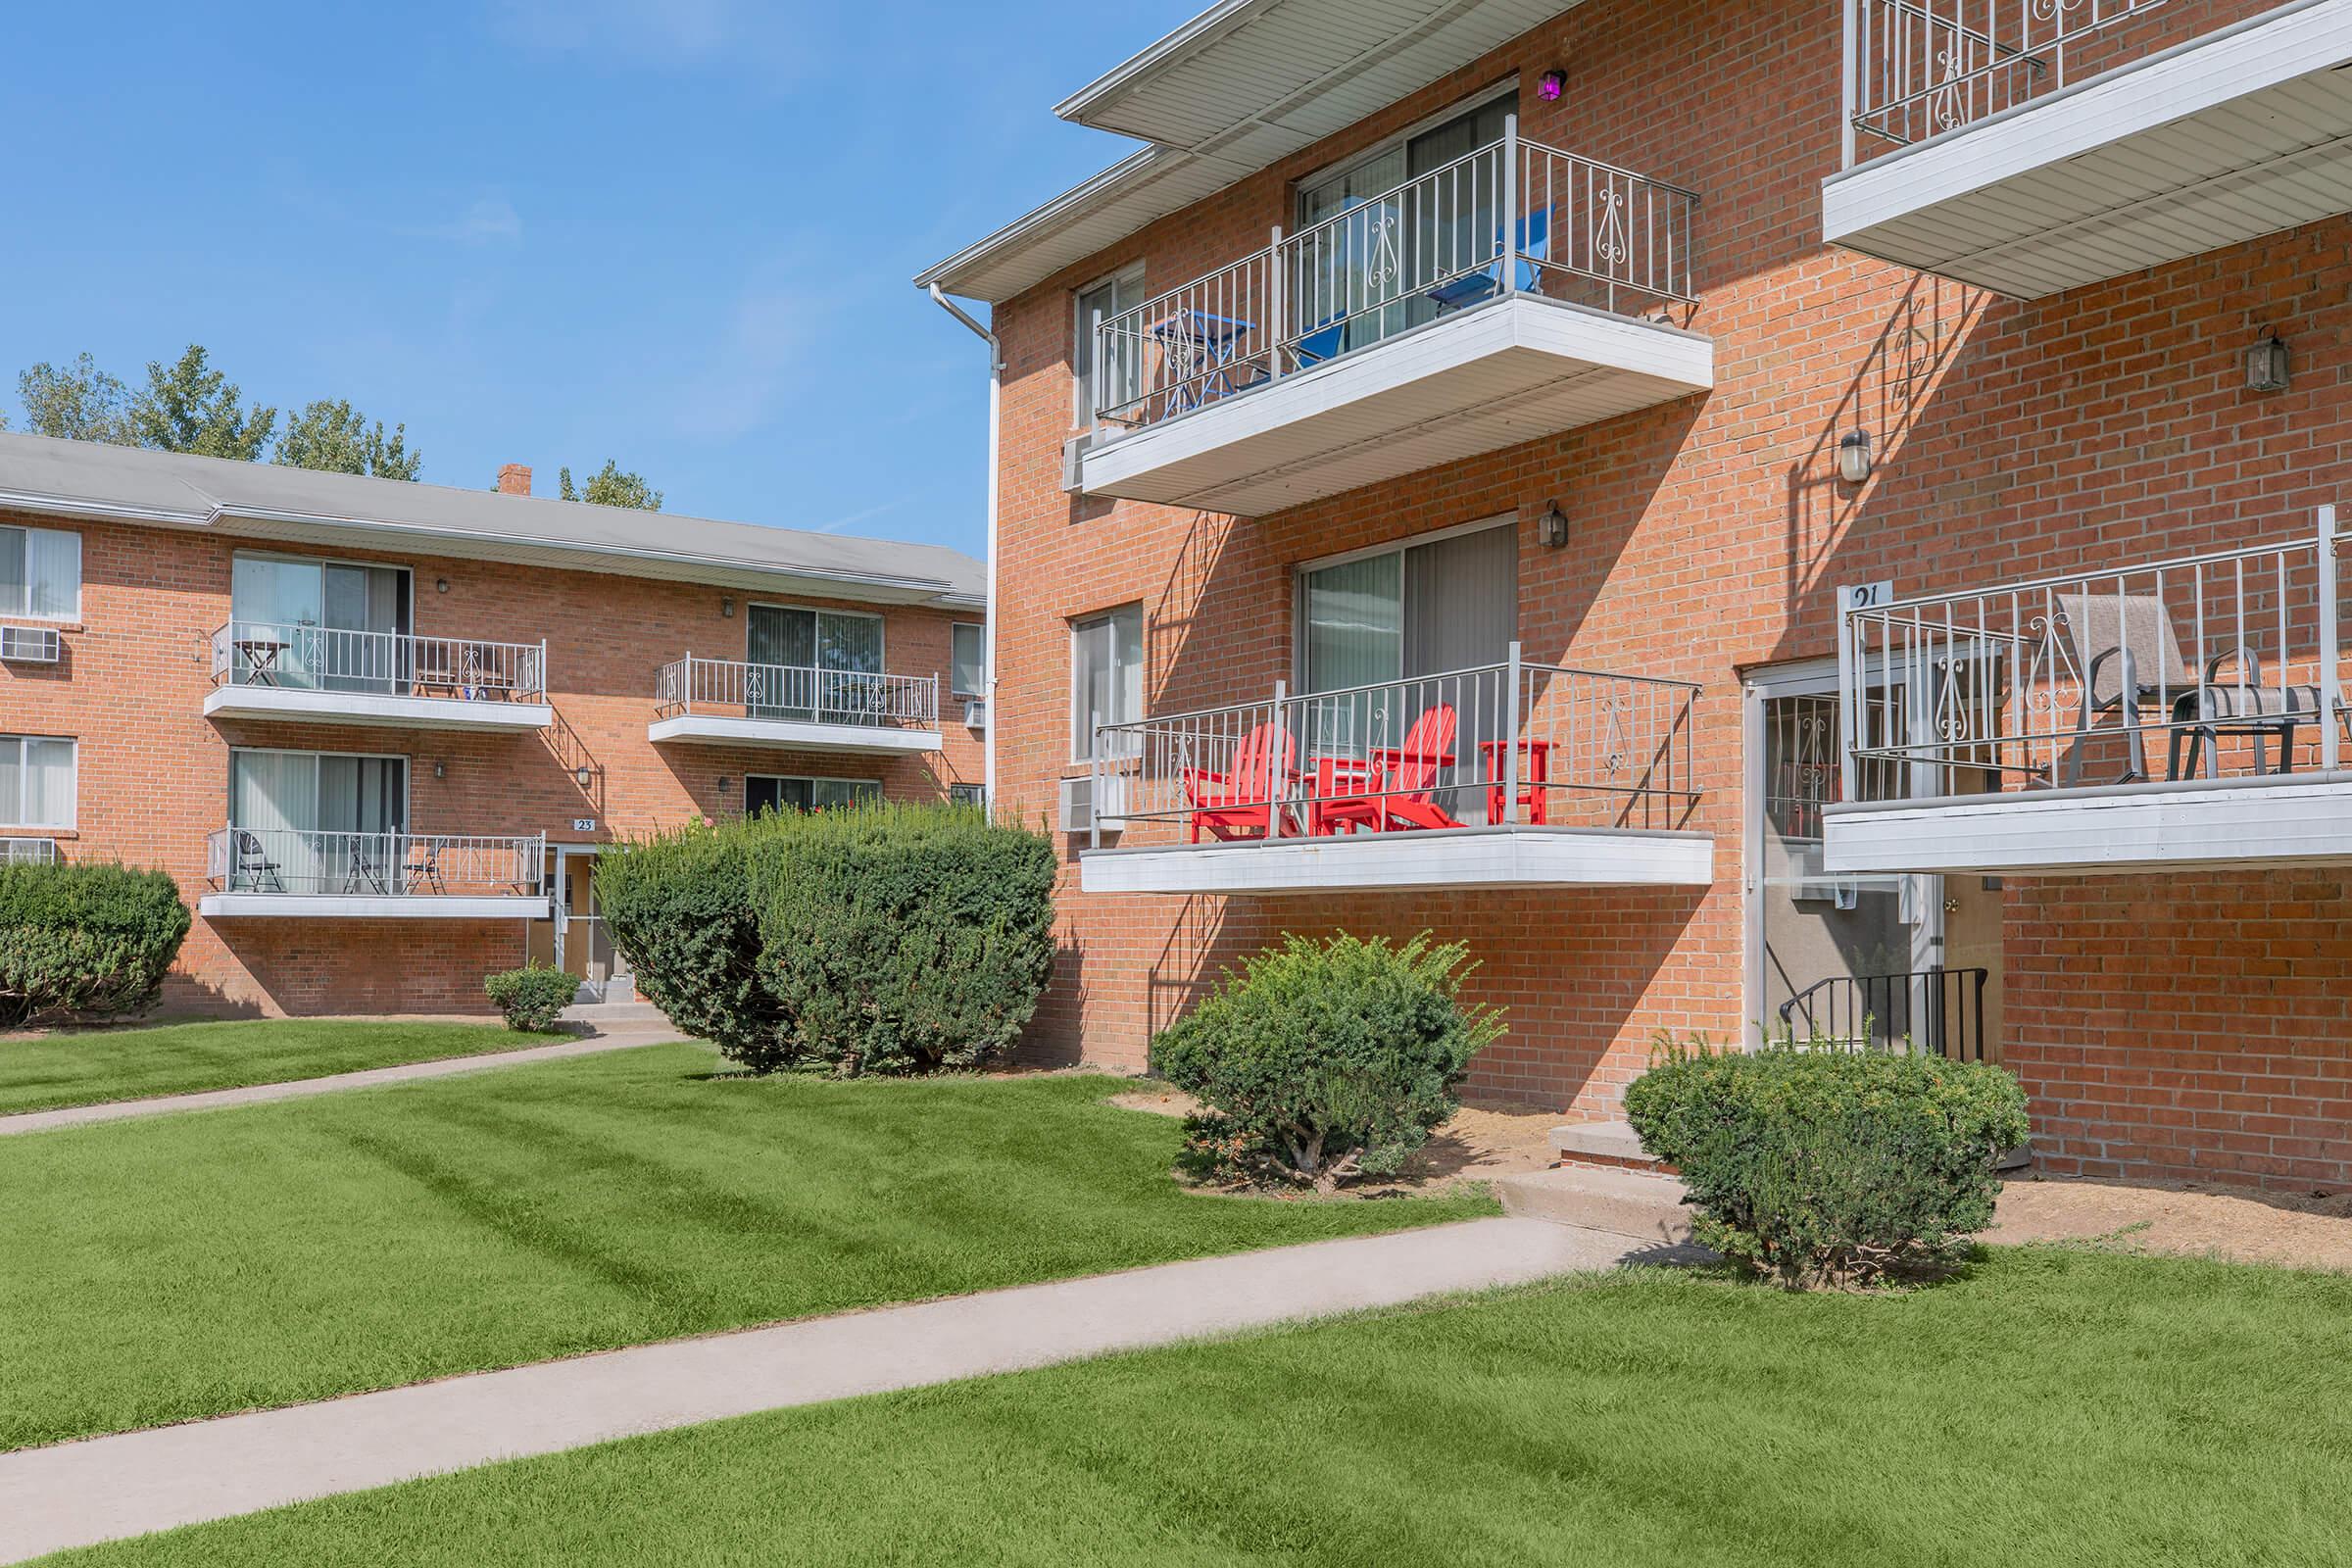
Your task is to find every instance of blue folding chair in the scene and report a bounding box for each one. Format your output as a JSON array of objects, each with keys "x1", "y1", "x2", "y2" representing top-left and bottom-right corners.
[{"x1": 1425, "y1": 209, "x2": 1551, "y2": 313}]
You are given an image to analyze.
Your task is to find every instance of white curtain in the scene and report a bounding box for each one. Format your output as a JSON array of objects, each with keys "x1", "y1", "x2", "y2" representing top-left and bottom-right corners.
[
  {"x1": 25, "y1": 530, "x2": 79, "y2": 619},
  {"x1": 231, "y1": 752, "x2": 320, "y2": 890},
  {"x1": 2, "y1": 738, "x2": 74, "y2": 828}
]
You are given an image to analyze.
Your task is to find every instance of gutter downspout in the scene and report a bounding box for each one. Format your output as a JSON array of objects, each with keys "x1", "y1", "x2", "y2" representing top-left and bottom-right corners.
[{"x1": 929, "y1": 283, "x2": 1004, "y2": 811}]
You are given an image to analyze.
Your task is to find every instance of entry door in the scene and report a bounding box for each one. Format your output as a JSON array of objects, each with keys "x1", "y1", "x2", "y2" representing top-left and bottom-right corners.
[
  {"x1": 1941, "y1": 876, "x2": 2005, "y2": 1062},
  {"x1": 1744, "y1": 666, "x2": 1936, "y2": 1051}
]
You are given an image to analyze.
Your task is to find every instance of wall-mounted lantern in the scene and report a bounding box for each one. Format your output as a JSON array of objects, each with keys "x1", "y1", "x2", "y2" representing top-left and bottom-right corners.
[
  {"x1": 574, "y1": 765, "x2": 594, "y2": 791},
  {"x1": 2246, "y1": 332, "x2": 2290, "y2": 394},
  {"x1": 1837, "y1": 429, "x2": 1874, "y2": 485},
  {"x1": 1536, "y1": 501, "x2": 1571, "y2": 549},
  {"x1": 1538, "y1": 70, "x2": 1566, "y2": 102}
]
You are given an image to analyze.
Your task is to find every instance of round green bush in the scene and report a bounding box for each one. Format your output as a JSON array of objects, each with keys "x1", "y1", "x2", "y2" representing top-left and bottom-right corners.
[
  {"x1": 597, "y1": 803, "x2": 1056, "y2": 1075},
  {"x1": 0, "y1": 860, "x2": 191, "y2": 1029},
  {"x1": 1149, "y1": 932, "x2": 1502, "y2": 1192},
  {"x1": 1624, "y1": 1037, "x2": 2032, "y2": 1289},
  {"x1": 483, "y1": 964, "x2": 578, "y2": 1032}
]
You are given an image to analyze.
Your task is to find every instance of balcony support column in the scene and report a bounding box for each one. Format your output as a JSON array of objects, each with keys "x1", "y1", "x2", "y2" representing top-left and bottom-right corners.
[
  {"x1": 1267, "y1": 226, "x2": 1285, "y2": 379},
  {"x1": 1267, "y1": 680, "x2": 1288, "y2": 841},
  {"x1": 1502, "y1": 640, "x2": 1523, "y2": 826},
  {"x1": 2324, "y1": 504, "x2": 2341, "y2": 773},
  {"x1": 1499, "y1": 115, "x2": 1519, "y2": 298}
]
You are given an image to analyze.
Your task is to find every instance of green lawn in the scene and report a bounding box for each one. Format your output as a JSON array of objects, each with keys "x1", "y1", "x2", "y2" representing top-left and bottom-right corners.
[
  {"x1": 0, "y1": 1019, "x2": 566, "y2": 1115},
  {"x1": 51, "y1": 1248, "x2": 2352, "y2": 1567},
  {"x1": 0, "y1": 1046, "x2": 1492, "y2": 1450}
]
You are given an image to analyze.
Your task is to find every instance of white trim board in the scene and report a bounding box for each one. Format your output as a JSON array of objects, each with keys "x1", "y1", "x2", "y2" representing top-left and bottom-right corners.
[
  {"x1": 1080, "y1": 296, "x2": 1713, "y2": 518},
  {"x1": 198, "y1": 894, "x2": 552, "y2": 920},
  {"x1": 203, "y1": 687, "x2": 553, "y2": 733},
  {"x1": 1080, "y1": 825, "x2": 1714, "y2": 895},
  {"x1": 1823, "y1": 0, "x2": 2352, "y2": 299},
  {"x1": 1822, "y1": 774, "x2": 2352, "y2": 876},
  {"x1": 647, "y1": 714, "x2": 944, "y2": 755}
]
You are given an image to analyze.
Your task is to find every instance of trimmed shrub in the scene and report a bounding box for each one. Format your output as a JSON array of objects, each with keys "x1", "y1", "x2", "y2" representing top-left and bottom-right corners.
[
  {"x1": 597, "y1": 803, "x2": 1056, "y2": 1076},
  {"x1": 755, "y1": 804, "x2": 1057, "y2": 1075},
  {"x1": 483, "y1": 964, "x2": 577, "y2": 1032},
  {"x1": 1624, "y1": 1036, "x2": 2032, "y2": 1289},
  {"x1": 0, "y1": 861, "x2": 191, "y2": 1029},
  {"x1": 1150, "y1": 932, "x2": 1501, "y2": 1193}
]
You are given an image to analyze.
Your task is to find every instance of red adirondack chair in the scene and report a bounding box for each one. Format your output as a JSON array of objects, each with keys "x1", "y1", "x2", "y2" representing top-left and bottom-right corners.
[
  {"x1": 1183, "y1": 722, "x2": 1298, "y2": 842},
  {"x1": 1311, "y1": 704, "x2": 1462, "y2": 835}
]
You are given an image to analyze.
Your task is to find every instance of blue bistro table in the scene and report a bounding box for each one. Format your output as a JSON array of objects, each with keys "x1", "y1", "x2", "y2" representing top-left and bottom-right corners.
[{"x1": 1149, "y1": 310, "x2": 1256, "y2": 416}]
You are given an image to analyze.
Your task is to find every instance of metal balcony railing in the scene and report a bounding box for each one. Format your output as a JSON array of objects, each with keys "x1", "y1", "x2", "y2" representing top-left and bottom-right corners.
[
  {"x1": 209, "y1": 620, "x2": 547, "y2": 703},
  {"x1": 1089, "y1": 647, "x2": 1699, "y2": 851},
  {"x1": 653, "y1": 656, "x2": 940, "y2": 729},
  {"x1": 1838, "y1": 507, "x2": 2348, "y2": 803},
  {"x1": 1091, "y1": 120, "x2": 1698, "y2": 433},
  {"x1": 1840, "y1": 0, "x2": 2172, "y2": 164},
  {"x1": 206, "y1": 828, "x2": 547, "y2": 898}
]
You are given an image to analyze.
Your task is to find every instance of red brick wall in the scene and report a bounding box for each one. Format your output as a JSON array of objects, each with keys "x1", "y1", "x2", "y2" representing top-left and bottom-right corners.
[
  {"x1": 0, "y1": 512, "x2": 982, "y2": 1016},
  {"x1": 988, "y1": 0, "x2": 2352, "y2": 1190}
]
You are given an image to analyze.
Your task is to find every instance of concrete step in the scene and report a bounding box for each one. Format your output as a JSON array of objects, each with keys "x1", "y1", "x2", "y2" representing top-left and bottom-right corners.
[
  {"x1": 1546, "y1": 1118, "x2": 1664, "y2": 1169},
  {"x1": 1494, "y1": 1164, "x2": 1694, "y2": 1247}
]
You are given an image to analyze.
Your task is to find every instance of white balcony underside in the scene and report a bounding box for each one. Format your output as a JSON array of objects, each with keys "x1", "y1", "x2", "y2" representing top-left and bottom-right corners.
[
  {"x1": 203, "y1": 687, "x2": 554, "y2": 732},
  {"x1": 1079, "y1": 824, "x2": 1715, "y2": 895},
  {"x1": 1821, "y1": 774, "x2": 2352, "y2": 876},
  {"x1": 647, "y1": 714, "x2": 944, "y2": 755},
  {"x1": 1079, "y1": 296, "x2": 1714, "y2": 517},
  {"x1": 198, "y1": 894, "x2": 553, "y2": 920},
  {"x1": 1824, "y1": 0, "x2": 2352, "y2": 299}
]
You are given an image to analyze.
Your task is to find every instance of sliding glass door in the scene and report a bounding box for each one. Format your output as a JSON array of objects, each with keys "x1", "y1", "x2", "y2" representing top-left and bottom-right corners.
[
  {"x1": 1297, "y1": 522, "x2": 1516, "y2": 821},
  {"x1": 746, "y1": 605, "x2": 885, "y2": 724},
  {"x1": 230, "y1": 556, "x2": 410, "y2": 691},
  {"x1": 227, "y1": 750, "x2": 408, "y2": 893},
  {"x1": 1294, "y1": 93, "x2": 1515, "y2": 356}
]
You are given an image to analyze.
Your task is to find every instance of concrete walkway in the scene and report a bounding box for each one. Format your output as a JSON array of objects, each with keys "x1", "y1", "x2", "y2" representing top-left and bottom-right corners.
[
  {"x1": 0, "y1": 1216, "x2": 1661, "y2": 1561},
  {"x1": 0, "y1": 1020, "x2": 692, "y2": 1139}
]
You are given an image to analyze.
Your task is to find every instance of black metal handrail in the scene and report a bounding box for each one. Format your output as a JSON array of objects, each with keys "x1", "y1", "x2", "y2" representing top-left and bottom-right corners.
[{"x1": 1777, "y1": 967, "x2": 1989, "y2": 1061}]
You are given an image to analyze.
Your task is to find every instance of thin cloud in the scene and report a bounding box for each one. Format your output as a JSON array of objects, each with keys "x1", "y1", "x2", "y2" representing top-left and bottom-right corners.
[{"x1": 401, "y1": 197, "x2": 523, "y2": 246}]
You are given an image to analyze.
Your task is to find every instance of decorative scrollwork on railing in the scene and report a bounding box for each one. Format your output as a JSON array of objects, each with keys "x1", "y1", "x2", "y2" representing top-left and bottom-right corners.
[{"x1": 1592, "y1": 188, "x2": 1629, "y2": 269}]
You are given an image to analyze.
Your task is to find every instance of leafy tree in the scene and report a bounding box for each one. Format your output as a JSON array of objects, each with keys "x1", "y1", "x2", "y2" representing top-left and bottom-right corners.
[
  {"x1": 558, "y1": 460, "x2": 662, "y2": 511},
  {"x1": 129, "y1": 345, "x2": 275, "y2": 460},
  {"x1": 275, "y1": 399, "x2": 422, "y2": 480},
  {"x1": 17, "y1": 354, "x2": 135, "y2": 445}
]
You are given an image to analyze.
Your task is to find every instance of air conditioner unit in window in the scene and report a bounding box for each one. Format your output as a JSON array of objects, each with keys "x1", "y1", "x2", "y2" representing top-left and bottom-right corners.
[
  {"x1": 0, "y1": 838, "x2": 60, "y2": 864},
  {"x1": 0, "y1": 626, "x2": 61, "y2": 663},
  {"x1": 1060, "y1": 434, "x2": 1087, "y2": 494},
  {"x1": 1057, "y1": 773, "x2": 1128, "y2": 834},
  {"x1": 962, "y1": 699, "x2": 989, "y2": 730}
]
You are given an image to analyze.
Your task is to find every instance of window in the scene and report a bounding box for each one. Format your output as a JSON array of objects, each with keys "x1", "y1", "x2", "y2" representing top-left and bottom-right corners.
[
  {"x1": 746, "y1": 604, "x2": 884, "y2": 723},
  {"x1": 0, "y1": 736, "x2": 75, "y2": 829},
  {"x1": 1074, "y1": 264, "x2": 1146, "y2": 424},
  {"x1": 952, "y1": 623, "x2": 986, "y2": 697},
  {"x1": 0, "y1": 525, "x2": 81, "y2": 620},
  {"x1": 949, "y1": 783, "x2": 986, "y2": 808},
  {"x1": 746, "y1": 776, "x2": 881, "y2": 816},
  {"x1": 1070, "y1": 604, "x2": 1144, "y2": 761}
]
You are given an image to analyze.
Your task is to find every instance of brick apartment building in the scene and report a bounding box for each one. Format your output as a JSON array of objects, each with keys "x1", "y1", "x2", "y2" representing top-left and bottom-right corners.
[
  {"x1": 0, "y1": 433, "x2": 985, "y2": 1014},
  {"x1": 922, "y1": 0, "x2": 2352, "y2": 1190}
]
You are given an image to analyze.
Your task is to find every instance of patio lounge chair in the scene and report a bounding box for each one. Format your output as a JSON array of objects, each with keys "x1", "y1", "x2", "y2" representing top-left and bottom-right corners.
[
  {"x1": 1311, "y1": 704, "x2": 1462, "y2": 835},
  {"x1": 2057, "y1": 592, "x2": 2323, "y2": 786},
  {"x1": 1182, "y1": 722, "x2": 1298, "y2": 842}
]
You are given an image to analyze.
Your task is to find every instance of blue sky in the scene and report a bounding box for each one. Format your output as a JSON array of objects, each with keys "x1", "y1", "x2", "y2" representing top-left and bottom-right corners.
[{"x1": 1, "y1": 0, "x2": 1200, "y2": 558}]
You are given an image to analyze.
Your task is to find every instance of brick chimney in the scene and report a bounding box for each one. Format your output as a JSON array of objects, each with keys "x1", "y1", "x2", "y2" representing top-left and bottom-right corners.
[{"x1": 496, "y1": 463, "x2": 532, "y2": 497}]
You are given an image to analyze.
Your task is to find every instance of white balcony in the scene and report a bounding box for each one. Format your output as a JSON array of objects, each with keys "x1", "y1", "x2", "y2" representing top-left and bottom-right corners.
[
  {"x1": 648, "y1": 656, "x2": 944, "y2": 755},
  {"x1": 1823, "y1": 507, "x2": 2352, "y2": 876},
  {"x1": 199, "y1": 828, "x2": 551, "y2": 919},
  {"x1": 1077, "y1": 652, "x2": 1712, "y2": 895},
  {"x1": 204, "y1": 621, "x2": 552, "y2": 732},
  {"x1": 1078, "y1": 130, "x2": 1711, "y2": 518},
  {"x1": 1825, "y1": 0, "x2": 2352, "y2": 299}
]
